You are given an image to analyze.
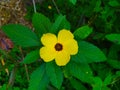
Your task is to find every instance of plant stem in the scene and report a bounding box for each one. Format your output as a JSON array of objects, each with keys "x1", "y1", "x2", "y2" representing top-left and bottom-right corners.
[
  {"x1": 24, "y1": 64, "x2": 30, "y2": 81},
  {"x1": 52, "y1": 0, "x2": 61, "y2": 14},
  {"x1": 19, "y1": 47, "x2": 30, "y2": 81},
  {"x1": 32, "y1": 0, "x2": 37, "y2": 13}
]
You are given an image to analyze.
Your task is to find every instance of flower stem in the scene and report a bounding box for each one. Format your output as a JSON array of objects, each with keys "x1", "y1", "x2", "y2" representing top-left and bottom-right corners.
[
  {"x1": 32, "y1": 0, "x2": 37, "y2": 13},
  {"x1": 52, "y1": 0, "x2": 61, "y2": 14}
]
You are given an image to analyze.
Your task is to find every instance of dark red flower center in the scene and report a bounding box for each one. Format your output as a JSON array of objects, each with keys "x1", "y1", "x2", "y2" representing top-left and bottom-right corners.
[{"x1": 55, "y1": 43, "x2": 63, "y2": 51}]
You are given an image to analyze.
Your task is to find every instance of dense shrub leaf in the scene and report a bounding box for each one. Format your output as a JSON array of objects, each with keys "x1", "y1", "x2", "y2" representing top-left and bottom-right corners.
[
  {"x1": 22, "y1": 50, "x2": 40, "y2": 64},
  {"x1": 108, "y1": 44, "x2": 120, "y2": 59},
  {"x1": 72, "y1": 41, "x2": 106, "y2": 63},
  {"x1": 32, "y1": 13, "x2": 52, "y2": 37},
  {"x1": 69, "y1": 0, "x2": 77, "y2": 5},
  {"x1": 108, "y1": 0, "x2": 120, "y2": 7},
  {"x1": 65, "y1": 61, "x2": 93, "y2": 83},
  {"x1": 2, "y1": 24, "x2": 40, "y2": 47},
  {"x1": 106, "y1": 34, "x2": 120, "y2": 44},
  {"x1": 94, "y1": 0, "x2": 102, "y2": 12},
  {"x1": 70, "y1": 78, "x2": 87, "y2": 90},
  {"x1": 46, "y1": 62, "x2": 63, "y2": 89},
  {"x1": 92, "y1": 77, "x2": 103, "y2": 90},
  {"x1": 28, "y1": 64, "x2": 49, "y2": 90},
  {"x1": 107, "y1": 59, "x2": 120, "y2": 69},
  {"x1": 50, "y1": 15, "x2": 70, "y2": 34},
  {"x1": 74, "y1": 25, "x2": 93, "y2": 39},
  {"x1": 103, "y1": 74, "x2": 112, "y2": 86}
]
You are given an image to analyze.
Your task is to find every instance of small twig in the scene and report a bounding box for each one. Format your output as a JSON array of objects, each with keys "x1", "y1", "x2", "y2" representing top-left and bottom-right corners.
[
  {"x1": 88, "y1": 14, "x2": 98, "y2": 26},
  {"x1": 19, "y1": 47, "x2": 30, "y2": 81},
  {"x1": 32, "y1": 0, "x2": 37, "y2": 13},
  {"x1": 77, "y1": 13, "x2": 85, "y2": 27},
  {"x1": 24, "y1": 64, "x2": 30, "y2": 81},
  {"x1": 6, "y1": 64, "x2": 17, "y2": 90},
  {"x1": 52, "y1": 0, "x2": 61, "y2": 14}
]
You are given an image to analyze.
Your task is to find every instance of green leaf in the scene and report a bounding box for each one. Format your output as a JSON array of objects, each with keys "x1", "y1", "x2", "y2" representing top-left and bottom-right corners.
[
  {"x1": 28, "y1": 64, "x2": 49, "y2": 90},
  {"x1": 0, "y1": 84, "x2": 7, "y2": 90},
  {"x1": 94, "y1": 0, "x2": 102, "y2": 12},
  {"x1": 103, "y1": 74, "x2": 112, "y2": 86},
  {"x1": 65, "y1": 61, "x2": 93, "y2": 84},
  {"x1": 50, "y1": 15, "x2": 70, "y2": 34},
  {"x1": 107, "y1": 59, "x2": 120, "y2": 69},
  {"x1": 69, "y1": 0, "x2": 77, "y2": 5},
  {"x1": 105, "y1": 34, "x2": 120, "y2": 44},
  {"x1": 70, "y1": 78, "x2": 87, "y2": 90},
  {"x1": 93, "y1": 32, "x2": 104, "y2": 40},
  {"x1": 102, "y1": 87, "x2": 111, "y2": 90},
  {"x1": 108, "y1": 44, "x2": 120, "y2": 59},
  {"x1": 22, "y1": 50, "x2": 40, "y2": 64},
  {"x1": 74, "y1": 25, "x2": 93, "y2": 39},
  {"x1": 46, "y1": 62, "x2": 63, "y2": 89},
  {"x1": 32, "y1": 13, "x2": 52, "y2": 37},
  {"x1": 92, "y1": 77, "x2": 103, "y2": 90},
  {"x1": 72, "y1": 41, "x2": 106, "y2": 63},
  {"x1": 2, "y1": 24, "x2": 40, "y2": 47},
  {"x1": 116, "y1": 71, "x2": 120, "y2": 76},
  {"x1": 115, "y1": 71, "x2": 120, "y2": 79},
  {"x1": 108, "y1": 0, "x2": 120, "y2": 7}
]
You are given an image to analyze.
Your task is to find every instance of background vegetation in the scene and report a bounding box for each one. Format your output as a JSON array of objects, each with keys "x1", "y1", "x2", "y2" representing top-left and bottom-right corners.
[{"x1": 0, "y1": 0, "x2": 120, "y2": 90}]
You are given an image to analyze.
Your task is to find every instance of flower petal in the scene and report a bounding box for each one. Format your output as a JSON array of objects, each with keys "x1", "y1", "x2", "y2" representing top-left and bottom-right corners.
[
  {"x1": 40, "y1": 47, "x2": 56, "y2": 62},
  {"x1": 58, "y1": 29, "x2": 74, "y2": 43},
  {"x1": 41, "y1": 33, "x2": 57, "y2": 47},
  {"x1": 55, "y1": 51, "x2": 70, "y2": 66},
  {"x1": 64, "y1": 39, "x2": 78, "y2": 55}
]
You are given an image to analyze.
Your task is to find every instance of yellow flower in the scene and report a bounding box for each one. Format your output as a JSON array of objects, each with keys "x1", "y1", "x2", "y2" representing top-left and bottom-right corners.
[
  {"x1": 48, "y1": 5, "x2": 52, "y2": 9},
  {"x1": 40, "y1": 29, "x2": 78, "y2": 66}
]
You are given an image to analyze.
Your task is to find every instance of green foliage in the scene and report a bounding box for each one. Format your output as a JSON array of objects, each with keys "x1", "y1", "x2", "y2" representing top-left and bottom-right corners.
[
  {"x1": 1, "y1": 24, "x2": 40, "y2": 47},
  {"x1": 69, "y1": 0, "x2": 77, "y2": 5},
  {"x1": 92, "y1": 74, "x2": 112, "y2": 90},
  {"x1": 105, "y1": 34, "x2": 120, "y2": 44},
  {"x1": 70, "y1": 78, "x2": 87, "y2": 90},
  {"x1": 74, "y1": 25, "x2": 93, "y2": 39},
  {"x1": 22, "y1": 50, "x2": 40, "y2": 64},
  {"x1": 107, "y1": 59, "x2": 120, "y2": 69},
  {"x1": 92, "y1": 77, "x2": 103, "y2": 90},
  {"x1": 93, "y1": 0, "x2": 102, "y2": 12},
  {"x1": 32, "y1": 13, "x2": 52, "y2": 37},
  {"x1": 0, "y1": 84, "x2": 7, "y2": 90},
  {"x1": 28, "y1": 64, "x2": 49, "y2": 90},
  {"x1": 46, "y1": 62, "x2": 63, "y2": 89},
  {"x1": 108, "y1": 44, "x2": 120, "y2": 59},
  {"x1": 50, "y1": 14, "x2": 70, "y2": 34},
  {"x1": 108, "y1": 0, "x2": 120, "y2": 7},
  {"x1": 72, "y1": 41, "x2": 106, "y2": 63},
  {"x1": 103, "y1": 74, "x2": 112, "y2": 86},
  {"x1": 1, "y1": 0, "x2": 120, "y2": 89},
  {"x1": 65, "y1": 61, "x2": 93, "y2": 84},
  {"x1": 0, "y1": 84, "x2": 27, "y2": 90}
]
